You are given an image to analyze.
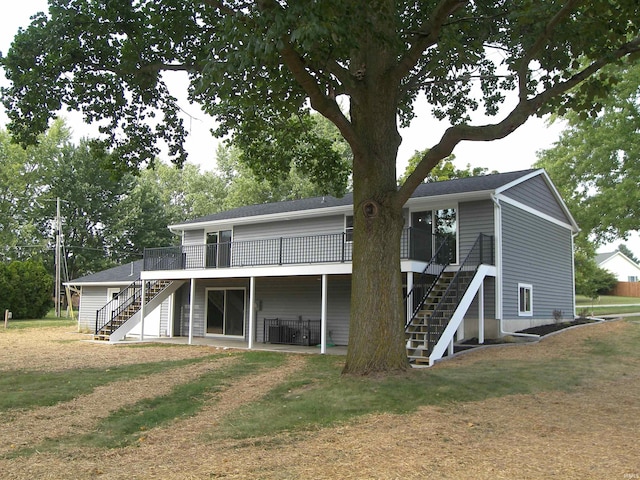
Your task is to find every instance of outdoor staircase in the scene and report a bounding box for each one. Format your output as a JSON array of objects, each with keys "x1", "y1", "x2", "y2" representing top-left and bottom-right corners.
[
  {"x1": 404, "y1": 233, "x2": 495, "y2": 366},
  {"x1": 94, "y1": 279, "x2": 179, "y2": 342},
  {"x1": 405, "y1": 270, "x2": 475, "y2": 365}
]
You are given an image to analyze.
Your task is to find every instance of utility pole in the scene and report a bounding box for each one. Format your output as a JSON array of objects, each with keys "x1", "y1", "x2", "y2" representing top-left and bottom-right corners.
[{"x1": 55, "y1": 197, "x2": 61, "y2": 318}]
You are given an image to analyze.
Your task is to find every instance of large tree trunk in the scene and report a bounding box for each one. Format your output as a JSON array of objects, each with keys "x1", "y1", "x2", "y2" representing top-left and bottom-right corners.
[
  {"x1": 342, "y1": 79, "x2": 408, "y2": 374},
  {"x1": 343, "y1": 187, "x2": 408, "y2": 374}
]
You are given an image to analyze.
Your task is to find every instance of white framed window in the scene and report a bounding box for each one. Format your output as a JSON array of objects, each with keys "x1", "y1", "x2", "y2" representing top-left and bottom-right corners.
[
  {"x1": 628, "y1": 276, "x2": 638, "y2": 282},
  {"x1": 518, "y1": 283, "x2": 533, "y2": 316},
  {"x1": 345, "y1": 215, "x2": 354, "y2": 242}
]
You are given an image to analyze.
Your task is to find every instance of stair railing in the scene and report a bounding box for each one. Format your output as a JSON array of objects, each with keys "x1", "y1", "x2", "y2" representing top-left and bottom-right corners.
[
  {"x1": 94, "y1": 278, "x2": 172, "y2": 336},
  {"x1": 95, "y1": 279, "x2": 142, "y2": 335},
  {"x1": 416, "y1": 233, "x2": 494, "y2": 353},
  {"x1": 404, "y1": 236, "x2": 452, "y2": 328}
]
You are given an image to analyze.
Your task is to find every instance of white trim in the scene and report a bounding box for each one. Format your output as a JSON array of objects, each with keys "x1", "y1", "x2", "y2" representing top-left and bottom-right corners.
[
  {"x1": 188, "y1": 279, "x2": 195, "y2": 345},
  {"x1": 167, "y1": 293, "x2": 174, "y2": 337},
  {"x1": 142, "y1": 263, "x2": 353, "y2": 280},
  {"x1": 495, "y1": 169, "x2": 579, "y2": 232},
  {"x1": 491, "y1": 194, "x2": 503, "y2": 320},
  {"x1": 248, "y1": 277, "x2": 256, "y2": 349},
  {"x1": 204, "y1": 287, "x2": 247, "y2": 337},
  {"x1": 66, "y1": 281, "x2": 134, "y2": 287},
  {"x1": 494, "y1": 169, "x2": 542, "y2": 194},
  {"x1": 140, "y1": 281, "x2": 146, "y2": 341},
  {"x1": 495, "y1": 194, "x2": 576, "y2": 231},
  {"x1": 320, "y1": 274, "x2": 328, "y2": 354},
  {"x1": 106, "y1": 287, "x2": 120, "y2": 301},
  {"x1": 518, "y1": 283, "x2": 533, "y2": 317}
]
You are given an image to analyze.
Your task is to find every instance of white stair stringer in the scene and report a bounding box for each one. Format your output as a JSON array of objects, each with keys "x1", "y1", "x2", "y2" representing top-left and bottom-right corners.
[
  {"x1": 109, "y1": 280, "x2": 186, "y2": 343},
  {"x1": 427, "y1": 265, "x2": 496, "y2": 366}
]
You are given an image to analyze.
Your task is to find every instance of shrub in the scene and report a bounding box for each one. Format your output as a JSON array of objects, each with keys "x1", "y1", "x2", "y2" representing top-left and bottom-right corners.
[{"x1": 0, "y1": 260, "x2": 53, "y2": 319}]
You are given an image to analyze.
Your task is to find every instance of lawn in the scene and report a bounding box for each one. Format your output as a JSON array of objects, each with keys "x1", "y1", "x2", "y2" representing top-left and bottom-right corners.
[
  {"x1": 575, "y1": 294, "x2": 640, "y2": 316},
  {"x1": 1, "y1": 317, "x2": 639, "y2": 479}
]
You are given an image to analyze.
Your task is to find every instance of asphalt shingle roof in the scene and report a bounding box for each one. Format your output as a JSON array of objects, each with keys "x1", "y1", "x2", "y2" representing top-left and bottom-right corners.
[
  {"x1": 176, "y1": 169, "x2": 538, "y2": 227},
  {"x1": 68, "y1": 260, "x2": 143, "y2": 284}
]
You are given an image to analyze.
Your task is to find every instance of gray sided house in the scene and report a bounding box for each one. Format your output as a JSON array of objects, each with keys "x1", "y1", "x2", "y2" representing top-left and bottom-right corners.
[{"x1": 69, "y1": 169, "x2": 578, "y2": 366}]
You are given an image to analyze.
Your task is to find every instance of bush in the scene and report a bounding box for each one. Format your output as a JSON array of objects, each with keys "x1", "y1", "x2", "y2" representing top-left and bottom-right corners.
[
  {"x1": 0, "y1": 260, "x2": 53, "y2": 319},
  {"x1": 574, "y1": 253, "x2": 618, "y2": 299}
]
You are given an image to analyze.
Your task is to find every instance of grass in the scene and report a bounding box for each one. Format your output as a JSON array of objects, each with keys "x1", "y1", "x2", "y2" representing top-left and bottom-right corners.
[
  {"x1": 80, "y1": 351, "x2": 285, "y2": 449},
  {"x1": 575, "y1": 294, "x2": 640, "y2": 316},
  {"x1": 207, "y1": 355, "x2": 587, "y2": 441},
  {"x1": 0, "y1": 356, "x2": 220, "y2": 411},
  {"x1": 3, "y1": 318, "x2": 639, "y2": 458},
  {"x1": 575, "y1": 294, "x2": 640, "y2": 306}
]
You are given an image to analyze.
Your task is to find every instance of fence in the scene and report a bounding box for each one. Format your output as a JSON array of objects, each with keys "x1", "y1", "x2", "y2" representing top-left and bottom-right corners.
[{"x1": 610, "y1": 281, "x2": 640, "y2": 297}]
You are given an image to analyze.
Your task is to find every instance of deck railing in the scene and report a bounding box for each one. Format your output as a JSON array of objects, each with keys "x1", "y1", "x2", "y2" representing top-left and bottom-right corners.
[{"x1": 144, "y1": 228, "x2": 439, "y2": 271}]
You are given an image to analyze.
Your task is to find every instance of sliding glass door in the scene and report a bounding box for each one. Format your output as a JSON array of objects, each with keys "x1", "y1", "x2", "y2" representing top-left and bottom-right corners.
[{"x1": 206, "y1": 288, "x2": 245, "y2": 336}]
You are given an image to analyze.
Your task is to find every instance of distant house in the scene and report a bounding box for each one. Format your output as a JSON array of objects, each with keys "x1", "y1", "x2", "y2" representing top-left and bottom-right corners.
[
  {"x1": 596, "y1": 251, "x2": 640, "y2": 283},
  {"x1": 68, "y1": 169, "x2": 579, "y2": 365}
]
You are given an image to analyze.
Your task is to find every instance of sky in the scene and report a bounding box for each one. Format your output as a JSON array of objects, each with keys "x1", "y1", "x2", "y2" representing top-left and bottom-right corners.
[{"x1": 1, "y1": 2, "x2": 637, "y2": 256}]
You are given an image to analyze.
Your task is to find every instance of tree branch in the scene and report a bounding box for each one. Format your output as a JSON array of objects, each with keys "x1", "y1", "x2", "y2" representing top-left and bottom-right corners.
[
  {"x1": 516, "y1": 0, "x2": 581, "y2": 98},
  {"x1": 397, "y1": 34, "x2": 640, "y2": 204},
  {"x1": 278, "y1": 37, "x2": 363, "y2": 158},
  {"x1": 393, "y1": 0, "x2": 467, "y2": 85}
]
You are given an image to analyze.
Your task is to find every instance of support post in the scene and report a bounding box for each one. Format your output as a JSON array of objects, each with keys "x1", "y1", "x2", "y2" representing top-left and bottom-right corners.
[
  {"x1": 188, "y1": 278, "x2": 195, "y2": 345},
  {"x1": 4, "y1": 309, "x2": 9, "y2": 328},
  {"x1": 478, "y1": 281, "x2": 485, "y2": 344},
  {"x1": 320, "y1": 274, "x2": 328, "y2": 354},
  {"x1": 406, "y1": 272, "x2": 414, "y2": 326},
  {"x1": 248, "y1": 276, "x2": 255, "y2": 349},
  {"x1": 140, "y1": 280, "x2": 146, "y2": 341}
]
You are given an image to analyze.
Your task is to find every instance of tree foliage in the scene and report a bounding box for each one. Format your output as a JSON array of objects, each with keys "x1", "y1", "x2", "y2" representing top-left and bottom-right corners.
[
  {"x1": 536, "y1": 62, "x2": 640, "y2": 249},
  {"x1": 2, "y1": 1, "x2": 639, "y2": 374},
  {"x1": 574, "y1": 252, "x2": 618, "y2": 299},
  {"x1": 618, "y1": 244, "x2": 639, "y2": 265},
  {"x1": 0, "y1": 260, "x2": 53, "y2": 319}
]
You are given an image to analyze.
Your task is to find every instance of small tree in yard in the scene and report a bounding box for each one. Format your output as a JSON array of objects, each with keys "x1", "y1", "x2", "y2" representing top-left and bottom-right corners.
[{"x1": 1, "y1": 1, "x2": 639, "y2": 374}]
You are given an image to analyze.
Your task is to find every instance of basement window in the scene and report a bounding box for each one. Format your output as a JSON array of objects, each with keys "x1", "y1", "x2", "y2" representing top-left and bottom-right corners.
[{"x1": 518, "y1": 283, "x2": 533, "y2": 316}]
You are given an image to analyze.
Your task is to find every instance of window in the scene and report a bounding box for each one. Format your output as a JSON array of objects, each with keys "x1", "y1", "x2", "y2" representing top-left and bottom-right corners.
[
  {"x1": 518, "y1": 284, "x2": 533, "y2": 316},
  {"x1": 345, "y1": 215, "x2": 354, "y2": 242},
  {"x1": 411, "y1": 208, "x2": 457, "y2": 263},
  {"x1": 628, "y1": 276, "x2": 638, "y2": 282}
]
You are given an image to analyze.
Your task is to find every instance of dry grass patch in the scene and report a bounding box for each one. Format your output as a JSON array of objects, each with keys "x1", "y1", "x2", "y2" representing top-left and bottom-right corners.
[{"x1": 1, "y1": 319, "x2": 639, "y2": 479}]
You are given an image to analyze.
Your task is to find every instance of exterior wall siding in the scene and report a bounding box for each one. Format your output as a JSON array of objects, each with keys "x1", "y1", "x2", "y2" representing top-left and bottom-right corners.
[
  {"x1": 232, "y1": 216, "x2": 349, "y2": 267},
  {"x1": 78, "y1": 286, "x2": 112, "y2": 331},
  {"x1": 255, "y1": 275, "x2": 351, "y2": 345},
  {"x1": 502, "y1": 175, "x2": 569, "y2": 224},
  {"x1": 457, "y1": 200, "x2": 497, "y2": 336},
  {"x1": 501, "y1": 202, "x2": 574, "y2": 328},
  {"x1": 458, "y1": 200, "x2": 494, "y2": 259},
  {"x1": 233, "y1": 215, "x2": 346, "y2": 241},
  {"x1": 183, "y1": 229, "x2": 205, "y2": 245}
]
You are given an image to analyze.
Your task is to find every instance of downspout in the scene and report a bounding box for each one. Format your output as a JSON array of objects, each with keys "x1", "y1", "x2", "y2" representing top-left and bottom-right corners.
[{"x1": 490, "y1": 194, "x2": 540, "y2": 340}]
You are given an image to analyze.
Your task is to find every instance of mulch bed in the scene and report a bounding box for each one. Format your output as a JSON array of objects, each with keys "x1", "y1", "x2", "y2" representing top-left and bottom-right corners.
[
  {"x1": 457, "y1": 317, "x2": 599, "y2": 350},
  {"x1": 516, "y1": 317, "x2": 598, "y2": 336}
]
